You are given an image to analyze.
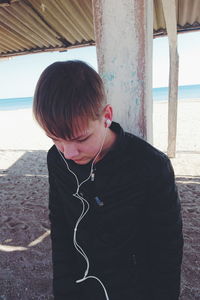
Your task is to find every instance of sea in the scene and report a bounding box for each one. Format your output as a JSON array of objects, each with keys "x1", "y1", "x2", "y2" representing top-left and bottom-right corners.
[{"x1": 0, "y1": 84, "x2": 200, "y2": 111}]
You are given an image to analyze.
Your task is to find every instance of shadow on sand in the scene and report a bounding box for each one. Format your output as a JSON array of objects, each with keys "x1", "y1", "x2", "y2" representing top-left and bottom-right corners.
[
  {"x1": 0, "y1": 150, "x2": 53, "y2": 300},
  {"x1": 0, "y1": 151, "x2": 199, "y2": 299}
]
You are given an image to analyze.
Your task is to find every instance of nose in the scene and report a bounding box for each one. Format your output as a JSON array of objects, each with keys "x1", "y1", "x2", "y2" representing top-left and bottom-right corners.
[{"x1": 62, "y1": 143, "x2": 79, "y2": 160}]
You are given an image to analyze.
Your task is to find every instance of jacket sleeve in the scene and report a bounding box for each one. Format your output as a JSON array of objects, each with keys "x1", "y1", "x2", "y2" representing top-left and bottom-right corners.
[
  {"x1": 49, "y1": 172, "x2": 81, "y2": 300},
  {"x1": 135, "y1": 157, "x2": 183, "y2": 300}
]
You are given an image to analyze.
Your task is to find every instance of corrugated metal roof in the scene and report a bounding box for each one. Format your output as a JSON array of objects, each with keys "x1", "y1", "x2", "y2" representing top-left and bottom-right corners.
[
  {"x1": 154, "y1": 0, "x2": 200, "y2": 37},
  {"x1": 0, "y1": 0, "x2": 200, "y2": 58},
  {"x1": 0, "y1": 0, "x2": 95, "y2": 57}
]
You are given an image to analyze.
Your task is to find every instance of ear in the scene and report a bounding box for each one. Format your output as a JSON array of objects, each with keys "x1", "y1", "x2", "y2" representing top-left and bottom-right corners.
[{"x1": 102, "y1": 104, "x2": 113, "y2": 127}]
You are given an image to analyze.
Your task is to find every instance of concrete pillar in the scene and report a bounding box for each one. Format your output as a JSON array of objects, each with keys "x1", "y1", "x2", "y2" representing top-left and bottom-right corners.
[
  {"x1": 92, "y1": 0, "x2": 153, "y2": 142},
  {"x1": 162, "y1": 0, "x2": 179, "y2": 158}
]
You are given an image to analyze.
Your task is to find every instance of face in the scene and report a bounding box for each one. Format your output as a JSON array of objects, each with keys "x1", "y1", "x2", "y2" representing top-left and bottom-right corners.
[{"x1": 46, "y1": 118, "x2": 110, "y2": 165}]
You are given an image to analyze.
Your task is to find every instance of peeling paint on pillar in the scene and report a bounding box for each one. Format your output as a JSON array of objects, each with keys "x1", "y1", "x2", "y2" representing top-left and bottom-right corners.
[{"x1": 92, "y1": 0, "x2": 153, "y2": 141}]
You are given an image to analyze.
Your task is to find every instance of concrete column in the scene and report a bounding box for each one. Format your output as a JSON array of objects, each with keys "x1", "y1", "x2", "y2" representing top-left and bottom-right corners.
[
  {"x1": 162, "y1": 0, "x2": 179, "y2": 158},
  {"x1": 92, "y1": 0, "x2": 153, "y2": 142}
]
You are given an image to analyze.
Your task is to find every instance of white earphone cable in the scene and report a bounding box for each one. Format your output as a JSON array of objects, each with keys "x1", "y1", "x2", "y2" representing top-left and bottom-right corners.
[{"x1": 57, "y1": 125, "x2": 110, "y2": 300}]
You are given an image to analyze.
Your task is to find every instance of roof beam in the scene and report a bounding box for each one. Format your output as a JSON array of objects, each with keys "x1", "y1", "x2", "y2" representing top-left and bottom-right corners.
[{"x1": 162, "y1": 0, "x2": 179, "y2": 158}]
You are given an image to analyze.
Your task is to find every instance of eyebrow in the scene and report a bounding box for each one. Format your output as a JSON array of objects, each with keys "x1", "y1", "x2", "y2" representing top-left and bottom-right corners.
[
  {"x1": 71, "y1": 133, "x2": 91, "y2": 140},
  {"x1": 46, "y1": 132, "x2": 90, "y2": 141}
]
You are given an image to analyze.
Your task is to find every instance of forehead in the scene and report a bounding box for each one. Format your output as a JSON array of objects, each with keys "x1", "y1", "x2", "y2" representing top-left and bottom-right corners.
[
  {"x1": 71, "y1": 118, "x2": 100, "y2": 137},
  {"x1": 47, "y1": 118, "x2": 101, "y2": 141}
]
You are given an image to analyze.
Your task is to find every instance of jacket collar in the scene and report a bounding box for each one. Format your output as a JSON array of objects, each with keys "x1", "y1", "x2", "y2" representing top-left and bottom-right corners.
[{"x1": 108, "y1": 121, "x2": 127, "y2": 153}]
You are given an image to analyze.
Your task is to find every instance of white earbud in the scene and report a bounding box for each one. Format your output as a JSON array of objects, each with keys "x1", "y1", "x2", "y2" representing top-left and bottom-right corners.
[{"x1": 105, "y1": 119, "x2": 111, "y2": 127}]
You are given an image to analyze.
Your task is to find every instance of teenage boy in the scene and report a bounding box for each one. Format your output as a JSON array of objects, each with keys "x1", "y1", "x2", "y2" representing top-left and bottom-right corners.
[{"x1": 33, "y1": 60, "x2": 183, "y2": 300}]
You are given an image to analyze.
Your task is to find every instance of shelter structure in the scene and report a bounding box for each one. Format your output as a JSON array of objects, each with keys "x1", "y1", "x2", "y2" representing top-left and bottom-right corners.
[{"x1": 0, "y1": 0, "x2": 200, "y2": 157}]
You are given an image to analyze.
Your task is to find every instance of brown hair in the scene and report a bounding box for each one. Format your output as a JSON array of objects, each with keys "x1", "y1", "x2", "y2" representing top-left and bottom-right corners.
[{"x1": 33, "y1": 60, "x2": 106, "y2": 139}]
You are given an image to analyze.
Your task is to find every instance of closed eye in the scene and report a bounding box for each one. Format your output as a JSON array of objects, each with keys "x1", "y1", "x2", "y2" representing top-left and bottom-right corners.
[
  {"x1": 77, "y1": 134, "x2": 92, "y2": 143},
  {"x1": 77, "y1": 137, "x2": 89, "y2": 143}
]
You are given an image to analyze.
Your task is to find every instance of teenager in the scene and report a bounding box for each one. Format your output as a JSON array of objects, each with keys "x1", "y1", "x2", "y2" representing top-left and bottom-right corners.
[{"x1": 33, "y1": 60, "x2": 183, "y2": 300}]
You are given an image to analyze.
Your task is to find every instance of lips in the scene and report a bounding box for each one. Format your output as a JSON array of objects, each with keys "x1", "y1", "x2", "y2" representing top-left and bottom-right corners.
[
  {"x1": 73, "y1": 157, "x2": 89, "y2": 164},
  {"x1": 73, "y1": 158, "x2": 84, "y2": 162}
]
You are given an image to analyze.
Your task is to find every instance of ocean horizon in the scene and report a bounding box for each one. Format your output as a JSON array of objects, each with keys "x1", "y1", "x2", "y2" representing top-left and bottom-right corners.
[{"x1": 0, "y1": 84, "x2": 200, "y2": 111}]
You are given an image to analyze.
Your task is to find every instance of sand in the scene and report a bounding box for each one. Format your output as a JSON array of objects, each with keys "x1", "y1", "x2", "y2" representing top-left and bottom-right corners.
[{"x1": 0, "y1": 100, "x2": 199, "y2": 300}]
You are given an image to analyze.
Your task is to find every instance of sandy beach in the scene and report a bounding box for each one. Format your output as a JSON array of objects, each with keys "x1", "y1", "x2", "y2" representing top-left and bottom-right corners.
[{"x1": 0, "y1": 99, "x2": 200, "y2": 300}]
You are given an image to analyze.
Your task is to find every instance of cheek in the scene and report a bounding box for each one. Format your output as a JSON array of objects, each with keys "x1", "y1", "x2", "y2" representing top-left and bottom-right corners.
[
  {"x1": 79, "y1": 144, "x2": 94, "y2": 154},
  {"x1": 79, "y1": 141, "x2": 101, "y2": 155},
  {"x1": 87, "y1": 137, "x2": 103, "y2": 154}
]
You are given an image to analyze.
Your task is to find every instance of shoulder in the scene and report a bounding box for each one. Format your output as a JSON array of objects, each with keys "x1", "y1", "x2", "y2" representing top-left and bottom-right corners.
[
  {"x1": 124, "y1": 132, "x2": 173, "y2": 179},
  {"x1": 47, "y1": 145, "x2": 60, "y2": 168},
  {"x1": 124, "y1": 131, "x2": 168, "y2": 161}
]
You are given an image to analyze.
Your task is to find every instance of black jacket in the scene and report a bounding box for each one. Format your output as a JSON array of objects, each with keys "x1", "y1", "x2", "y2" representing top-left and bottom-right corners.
[{"x1": 47, "y1": 122, "x2": 183, "y2": 300}]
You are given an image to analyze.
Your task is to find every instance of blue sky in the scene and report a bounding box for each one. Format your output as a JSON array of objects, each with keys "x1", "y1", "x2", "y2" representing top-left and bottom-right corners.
[{"x1": 0, "y1": 31, "x2": 200, "y2": 99}]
